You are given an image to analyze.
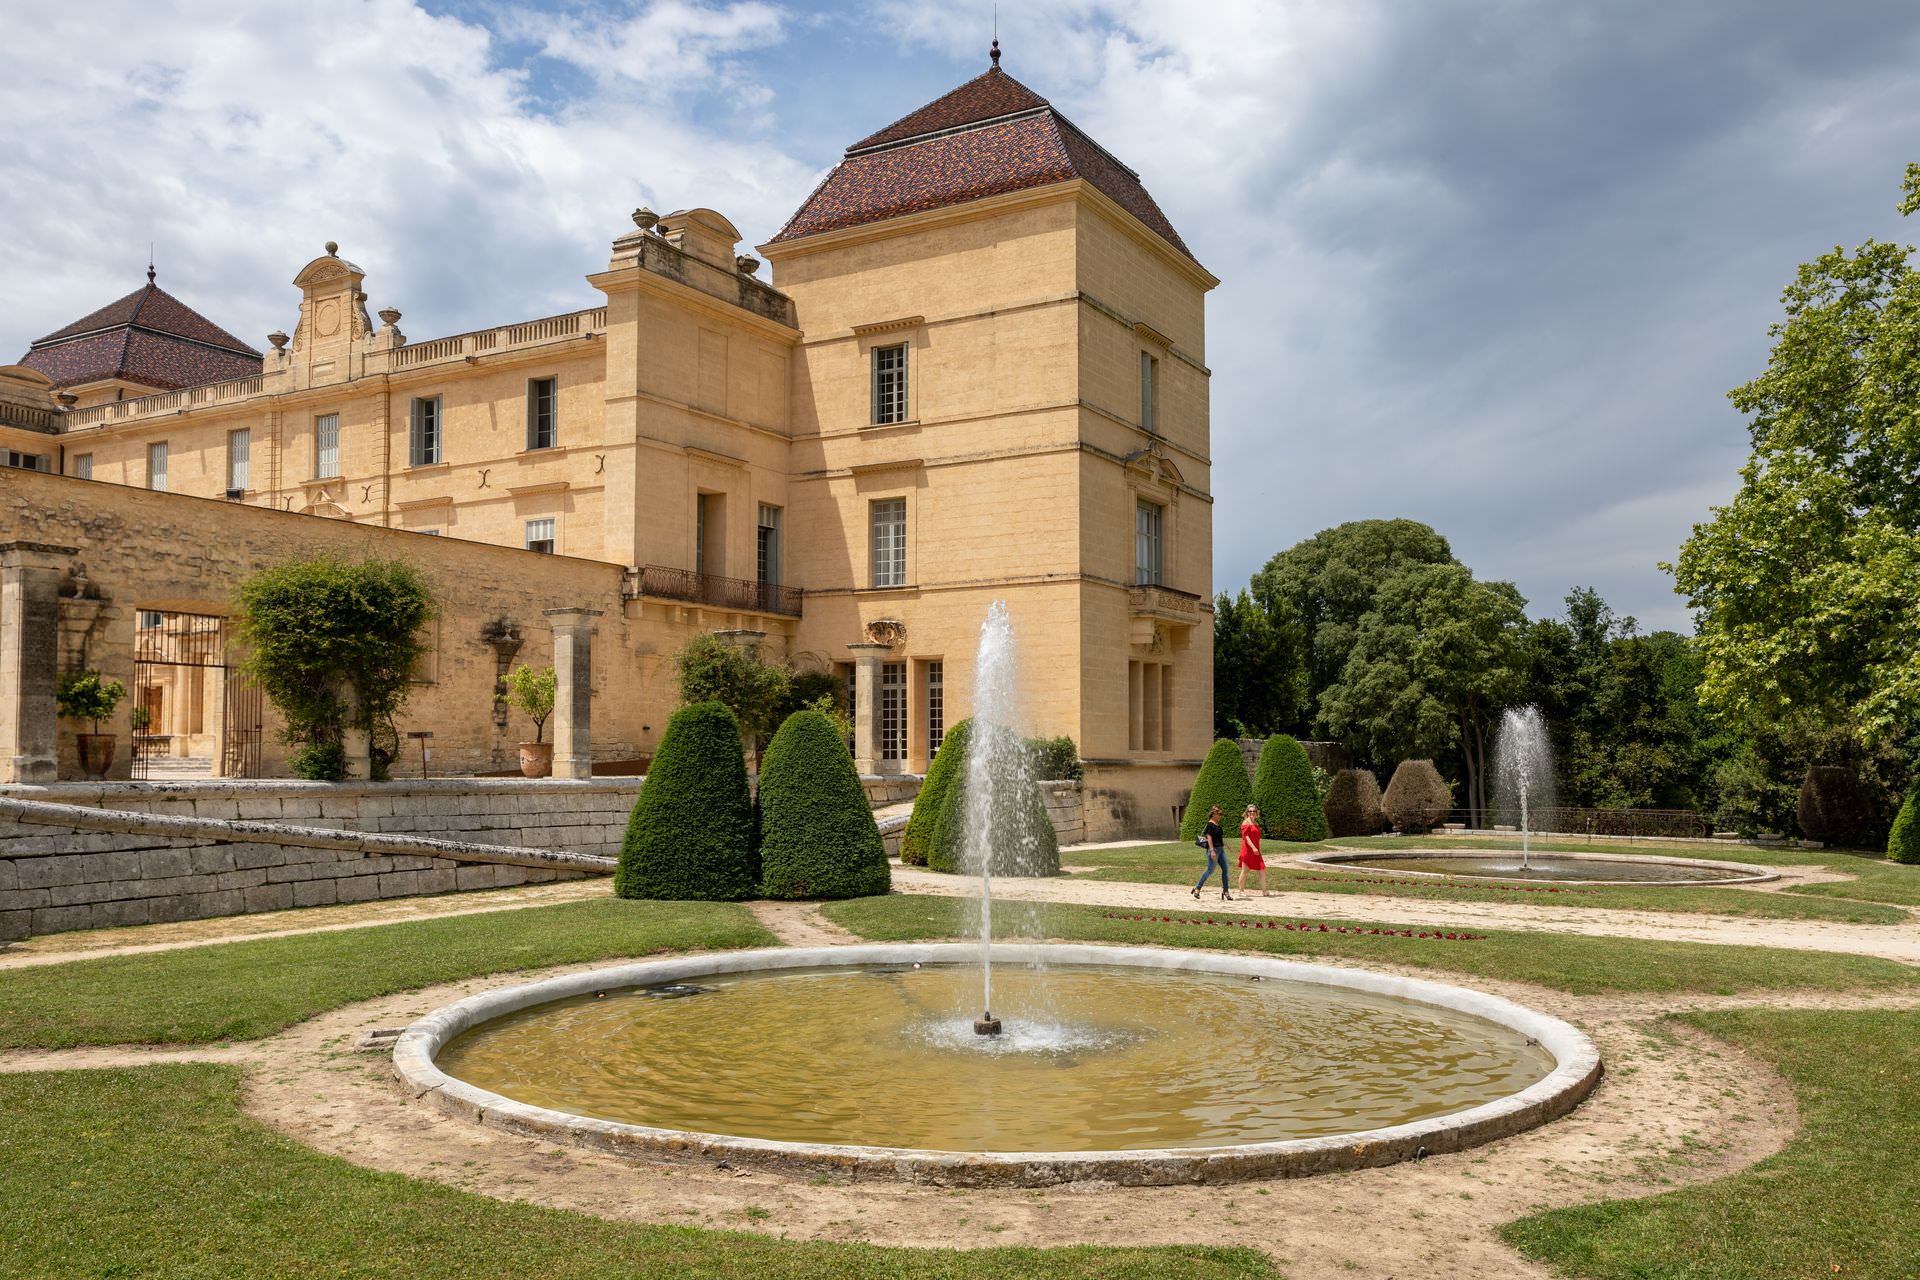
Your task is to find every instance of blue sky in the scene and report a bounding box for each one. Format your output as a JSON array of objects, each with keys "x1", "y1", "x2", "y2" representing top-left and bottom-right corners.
[{"x1": 5, "y1": 1, "x2": 1919, "y2": 632}]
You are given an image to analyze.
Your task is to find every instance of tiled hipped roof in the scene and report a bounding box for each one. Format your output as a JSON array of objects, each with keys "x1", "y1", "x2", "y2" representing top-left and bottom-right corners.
[
  {"x1": 770, "y1": 66, "x2": 1196, "y2": 263},
  {"x1": 20, "y1": 279, "x2": 262, "y2": 392}
]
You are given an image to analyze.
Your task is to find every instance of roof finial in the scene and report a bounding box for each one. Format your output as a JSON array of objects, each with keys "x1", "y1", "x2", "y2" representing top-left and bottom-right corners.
[
  {"x1": 991, "y1": 4, "x2": 1000, "y2": 68},
  {"x1": 147, "y1": 243, "x2": 155, "y2": 286}
]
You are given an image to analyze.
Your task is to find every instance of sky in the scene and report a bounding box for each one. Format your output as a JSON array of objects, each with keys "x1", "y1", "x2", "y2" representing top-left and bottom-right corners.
[{"x1": 4, "y1": 0, "x2": 1918, "y2": 632}]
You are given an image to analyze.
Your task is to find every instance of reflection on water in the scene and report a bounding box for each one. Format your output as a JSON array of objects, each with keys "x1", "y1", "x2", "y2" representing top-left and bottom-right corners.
[
  {"x1": 1333, "y1": 854, "x2": 1752, "y2": 883},
  {"x1": 435, "y1": 964, "x2": 1556, "y2": 1152}
]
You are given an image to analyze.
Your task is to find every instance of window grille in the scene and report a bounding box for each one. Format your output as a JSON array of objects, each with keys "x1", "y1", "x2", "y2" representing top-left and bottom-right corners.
[
  {"x1": 870, "y1": 498, "x2": 906, "y2": 588},
  {"x1": 315, "y1": 414, "x2": 341, "y2": 478},
  {"x1": 880, "y1": 663, "x2": 907, "y2": 762},
  {"x1": 872, "y1": 343, "x2": 909, "y2": 424}
]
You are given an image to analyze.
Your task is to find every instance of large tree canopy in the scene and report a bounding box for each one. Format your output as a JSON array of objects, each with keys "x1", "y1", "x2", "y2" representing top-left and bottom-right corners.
[
  {"x1": 1671, "y1": 168, "x2": 1920, "y2": 756},
  {"x1": 1211, "y1": 589, "x2": 1306, "y2": 739}
]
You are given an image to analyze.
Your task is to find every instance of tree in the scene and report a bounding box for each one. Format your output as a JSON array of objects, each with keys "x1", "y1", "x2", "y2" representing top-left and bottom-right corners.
[
  {"x1": 1251, "y1": 519, "x2": 1455, "y2": 711},
  {"x1": 1180, "y1": 739, "x2": 1254, "y2": 842},
  {"x1": 1252, "y1": 734, "x2": 1328, "y2": 842},
  {"x1": 615, "y1": 701, "x2": 758, "y2": 900},
  {"x1": 756, "y1": 709, "x2": 890, "y2": 899},
  {"x1": 1672, "y1": 167, "x2": 1920, "y2": 763},
  {"x1": 233, "y1": 555, "x2": 434, "y2": 781},
  {"x1": 1316, "y1": 561, "x2": 1527, "y2": 825},
  {"x1": 673, "y1": 634, "x2": 791, "y2": 764},
  {"x1": 503, "y1": 665, "x2": 556, "y2": 743},
  {"x1": 1212, "y1": 590, "x2": 1307, "y2": 739}
]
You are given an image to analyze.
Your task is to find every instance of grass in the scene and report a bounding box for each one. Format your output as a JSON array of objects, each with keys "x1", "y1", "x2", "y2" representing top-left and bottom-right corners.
[
  {"x1": 1062, "y1": 839, "x2": 1913, "y2": 924},
  {"x1": 1503, "y1": 1008, "x2": 1919, "y2": 1279},
  {"x1": 820, "y1": 895, "x2": 1920, "y2": 997},
  {"x1": 0, "y1": 1064, "x2": 1277, "y2": 1280},
  {"x1": 0, "y1": 898, "x2": 778, "y2": 1050}
]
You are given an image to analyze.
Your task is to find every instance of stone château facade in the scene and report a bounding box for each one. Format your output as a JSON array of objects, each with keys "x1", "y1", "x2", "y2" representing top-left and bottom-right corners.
[{"x1": 0, "y1": 53, "x2": 1217, "y2": 835}]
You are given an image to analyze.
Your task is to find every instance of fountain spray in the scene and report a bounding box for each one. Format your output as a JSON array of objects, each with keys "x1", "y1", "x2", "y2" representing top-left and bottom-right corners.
[
  {"x1": 1493, "y1": 706, "x2": 1555, "y2": 872},
  {"x1": 962, "y1": 601, "x2": 1028, "y2": 1036}
]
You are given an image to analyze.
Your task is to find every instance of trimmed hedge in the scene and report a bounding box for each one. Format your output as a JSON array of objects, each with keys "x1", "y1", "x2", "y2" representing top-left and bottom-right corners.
[
  {"x1": 1798, "y1": 765, "x2": 1879, "y2": 848},
  {"x1": 1252, "y1": 735, "x2": 1328, "y2": 842},
  {"x1": 1888, "y1": 792, "x2": 1920, "y2": 865},
  {"x1": 1382, "y1": 759, "x2": 1451, "y2": 834},
  {"x1": 1181, "y1": 740, "x2": 1253, "y2": 842},
  {"x1": 902, "y1": 718, "x2": 971, "y2": 867},
  {"x1": 928, "y1": 722, "x2": 1060, "y2": 877},
  {"x1": 614, "y1": 701, "x2": 758, "y2": 901},
  {"x1": 756, "y1": 709, "x2": 890, "y2": 900},
  {"x1": 1323, "y1": 767, "x2": 1385, "y2": 837}
]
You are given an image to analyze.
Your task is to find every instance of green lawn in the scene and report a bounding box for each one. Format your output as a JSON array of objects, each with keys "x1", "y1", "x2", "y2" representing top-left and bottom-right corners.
[
  {"x1": 1062, "y1": 839, "x2": 1913, "y2": 924},
  {"x1": 1503, "y1": 1008, "x2": 1920, "y2": 1279},
  {"x1": 0, "y1": 898, "x2": 777, "y2": 1050},
  {"x1": 0, "y1": 1064, "x2": 1276, "y2": 1280},
  {"x1": 820, "y1": 895, "x2": 1920, "y2": 996}
]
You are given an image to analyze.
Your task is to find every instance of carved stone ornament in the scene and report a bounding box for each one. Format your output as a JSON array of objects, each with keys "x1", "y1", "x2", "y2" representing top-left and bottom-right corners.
[{"x1": 864, "y1": 618, "x2": 907, "y2": 647}]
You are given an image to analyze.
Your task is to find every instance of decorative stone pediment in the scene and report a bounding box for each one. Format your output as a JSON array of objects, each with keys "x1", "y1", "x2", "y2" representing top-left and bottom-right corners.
[{"x1": 1123, "y1": 441, "x2": 1185, "y2": 491}]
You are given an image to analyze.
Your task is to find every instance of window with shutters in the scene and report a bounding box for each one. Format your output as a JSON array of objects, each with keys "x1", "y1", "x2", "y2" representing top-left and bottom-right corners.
[
  {"x1": 408, "y1": 398, "x2": 440, "y2": 466},
  {"x1": 148, "y1": 441, "x2": 169, "y2": 491},
  {"x1": 73, "y1": 453, "x2": 93, "y2": 479},
  {"x1": 526, "y1": 377, "x2": 556, "y2": 450},
  {"x1": 227, "y1": 429, "x2": 250, "y2": 492},
  {"x1": 315, "y1": 414, "x2": 341, "y2": 477},
  {"x1": 757, "y1": 504, "x2": 782, "y2": 586}
]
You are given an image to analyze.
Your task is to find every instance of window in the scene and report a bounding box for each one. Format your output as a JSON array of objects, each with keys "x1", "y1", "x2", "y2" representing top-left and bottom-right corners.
[
  {"x1": 524, "y1": 518, "x2": 556, "y2": 554},
  {"x1": 226, "y1": 429, "x2": 250, "y2": 492},
  {"x1": 147, "y1": 442, "x2": 168, "y2": 491},
  {"x1": 869, "y1": 497, "x2": 906, "y2": 588},
  {"x1": 408, "y1": 398, "x2": 439, "y2": 467},
  {"x1": 880, "y1": 663, "x2": 907, "y2": 763},
  {"x1": 73, "y1": 453, "x2": 92, "y2": 479},
  {"x1": 926, "y1": 660, "x2": 944, "y2": 757},
  {"x1": 526, "y1": 378, "x2": 556, "y2": 450},
  {"x1": 1140, "y1": 352, "x2": 1158, "y2": 432},
  {"x1": 137, "y1": 609, "x2": 163, "y2": 630},
  {"x1": 756, "y1": 504, "x2": 782, "y2": 586},
  {"x1": 871, "y1": 342, "x2": 908, "y2": 425},
  {"x1": 0, "y1": 449, "x2": 50, "y2": 472},
  {"x1": 315, "y1": 414, "x2": 340, "y2": 478},
  {"x1": 419, "y1": 529, "x2": 442, "y2": 536},
  {"x1": 695, "y1": 493, "x2": 721, "y2": 577},
  {"x1": 1135, "y1": 500, "x2": 1163, "y2": 586}
]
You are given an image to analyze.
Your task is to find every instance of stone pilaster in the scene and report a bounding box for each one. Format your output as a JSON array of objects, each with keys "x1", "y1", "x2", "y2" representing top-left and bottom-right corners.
[
  {"x1": 845, "y1": 641, "x2": 892, "y2": 775},
  {"x1": 0, "y1": 542, "x2": 79, "y2": 784},
  {"x1": 545, "y1": 608, "x2": 603, "y2": 780}
]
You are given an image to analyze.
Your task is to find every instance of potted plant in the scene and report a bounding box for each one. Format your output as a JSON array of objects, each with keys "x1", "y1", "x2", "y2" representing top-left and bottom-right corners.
[
  {"x1": 56, "y1": 670, "x2": 128, "y2": 780},
  {"x1": 505, "y1": 664, "x2": 557, "y2": 777}
]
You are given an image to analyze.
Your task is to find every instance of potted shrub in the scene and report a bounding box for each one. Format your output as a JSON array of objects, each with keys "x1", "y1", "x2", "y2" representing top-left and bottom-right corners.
[
  {"x1": 56, "y1": 670, "x2": 128, "y2": 780},
  {"x1": 505, "y1": 664, "x2": 557, "y2": 777}
]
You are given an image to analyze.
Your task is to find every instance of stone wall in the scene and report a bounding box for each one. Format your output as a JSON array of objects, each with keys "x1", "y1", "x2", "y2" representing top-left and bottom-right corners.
[
  {"x1": 1038, "y1": 780, "x2": 1085, "y2": 846},
  {"x1": 5, "y1": 778, "x2": 642, "y2": 859},
  {"x1": 0, "y1": 796, "x2": 607, "y2": 942}
]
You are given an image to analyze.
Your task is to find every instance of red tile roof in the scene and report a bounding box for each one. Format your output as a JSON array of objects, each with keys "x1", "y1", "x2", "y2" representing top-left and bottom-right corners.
[
  {"x1": 21, "y1": 278, "x2": 262, "y2": 392},
  {"x1": 770, "y1": 66, "x2": 1197, "y2": 263}
]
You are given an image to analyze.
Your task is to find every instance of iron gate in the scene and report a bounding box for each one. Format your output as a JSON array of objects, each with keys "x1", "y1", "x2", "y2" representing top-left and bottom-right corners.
[{"x1": 130, "y1": 612, "x2": 263, "y2": 779}]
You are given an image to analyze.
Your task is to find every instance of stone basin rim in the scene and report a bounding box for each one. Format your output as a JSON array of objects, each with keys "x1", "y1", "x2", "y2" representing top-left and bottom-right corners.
[
  {"x1": 1295, "y1": 849, "x2": 1780, "y2": 886},
  {"x1": 392, "y1": 943, "x2": 1602, "y2": 1187}
]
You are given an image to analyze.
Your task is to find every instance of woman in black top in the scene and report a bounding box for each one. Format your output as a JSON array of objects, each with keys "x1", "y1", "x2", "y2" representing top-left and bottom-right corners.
[{"x1": 1191, "y1": 804, "x2": 1232, "y2": 900}]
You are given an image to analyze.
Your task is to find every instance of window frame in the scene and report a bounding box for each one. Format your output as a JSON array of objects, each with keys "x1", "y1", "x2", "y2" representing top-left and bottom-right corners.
[
  {"x1": 756, "y1": 503, "x2": 782, "y2": 586},
  {"x1": 408, "y1": 397, "x2": 440, "y2": 467},
  {"x1": 73, "y1": 453, "x2": 93, "y2": 480},
  {"x1": 314, "y1": 413, "x2": 341, "y2": 478},
  {"x1": 525, "y1": 377, "x2": 557, "y2": 451},
  {"x1": 925, "y1": 659, "x2": 944, "y2": 758},
  {"x1": 879, "y1": 661, "x2": 908, "y2": 763},
  {"x1": 226, "y1": 428, "x2": 250, "y2": 493},
  {"x1": 869, "y1": 496, "x2": 907, "y2": 588},
  {"x1": 147, "y1": 441, "x2": 169, "y2": 492},
  {"x1": 524, "y1": 517, "x2": 556, "y2": 555},
  {"x1": 871, "y1": 342, "x2": 909, "y2": 425},
  {"x1": 1140, "y1": 351, "x2": 1158, "y2": 432},
  {"x1": 1135, "y1": 499, "x2": 1164, "y2": 586}
]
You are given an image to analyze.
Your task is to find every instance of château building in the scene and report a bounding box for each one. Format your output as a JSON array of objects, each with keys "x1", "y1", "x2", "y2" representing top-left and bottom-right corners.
[{"x1": 0, "y1": 51, "x2": 1217, "y2": 836}]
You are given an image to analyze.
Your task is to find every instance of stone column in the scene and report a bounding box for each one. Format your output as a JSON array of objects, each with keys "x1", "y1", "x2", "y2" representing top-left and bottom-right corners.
[
  {"x1": 545, "y1": 608, "x2": 603, "y2": 780},
  {"x1": 845, "y1": 641, "x2": 892, "y2": 775},
  {"x1": 0, "y1": 542, "x2": 79, "y2": 784}
]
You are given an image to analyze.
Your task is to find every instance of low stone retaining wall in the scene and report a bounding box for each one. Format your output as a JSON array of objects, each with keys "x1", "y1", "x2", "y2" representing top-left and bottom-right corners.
[
  {"x1": 1039, "y1": 780, "x2": 1085, "y2": 845},
  {"x1": 0, "y1": 796, "x2": 610, "y2": 942},
  {"x1": 0, "y1": 779, "x2": 642, "y2": 859}
]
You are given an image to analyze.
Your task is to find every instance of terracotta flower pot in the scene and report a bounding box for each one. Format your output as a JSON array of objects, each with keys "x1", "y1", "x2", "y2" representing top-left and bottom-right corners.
[
  {"x1": 519, "y1": 742, "x2": 554, "y2": 778},
  {"x1": 76, "y1": 732, "x2": 117, "y2": 781}
]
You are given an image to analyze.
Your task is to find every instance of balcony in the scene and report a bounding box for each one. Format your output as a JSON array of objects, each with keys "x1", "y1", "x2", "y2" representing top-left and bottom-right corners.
[
  {"x1": 638, "y1": 565, "x2": 802, "y2": 617},
  {"x1": 1128, "y1": 582, "x2": 1203, "y2": 647}
]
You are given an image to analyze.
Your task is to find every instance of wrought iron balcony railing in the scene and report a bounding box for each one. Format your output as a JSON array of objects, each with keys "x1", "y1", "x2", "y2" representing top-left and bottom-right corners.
[{"x1": 639, "y1": 565, "x2": 802, "y2": 617}]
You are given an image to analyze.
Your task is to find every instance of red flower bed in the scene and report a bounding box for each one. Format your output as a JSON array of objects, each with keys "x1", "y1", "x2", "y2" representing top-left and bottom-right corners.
[{"x1": 1100, "y1": 912, "x2": 1485, "y2": 941}]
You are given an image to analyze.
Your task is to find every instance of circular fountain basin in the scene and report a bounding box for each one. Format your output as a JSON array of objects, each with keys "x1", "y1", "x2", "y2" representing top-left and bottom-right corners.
[
  {"x1": 1297, "y1": 849, "x2": 1777, "y2": 885},
  {"x1": 394, "y1": 944, "x2": 1600, "y2": 1186}
]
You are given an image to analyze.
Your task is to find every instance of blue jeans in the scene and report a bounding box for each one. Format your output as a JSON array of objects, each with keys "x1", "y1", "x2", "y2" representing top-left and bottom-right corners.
[{"x1": 1194, "y1": 843, "x2": 1229, "y2": 891}]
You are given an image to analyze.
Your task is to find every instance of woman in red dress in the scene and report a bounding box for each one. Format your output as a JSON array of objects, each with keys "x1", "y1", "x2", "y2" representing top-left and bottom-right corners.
[{"x1": 1236, "y1": 803, "x2": 1270, "y2": 897}]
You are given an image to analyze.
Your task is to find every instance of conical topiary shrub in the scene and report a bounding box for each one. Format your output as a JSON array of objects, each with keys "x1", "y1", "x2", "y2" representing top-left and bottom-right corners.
[
  {"x1": 1323, "y1": 767, "x2": 1385, "y2": 837},
  {"x1": 615, "y1": 700, "x2": 757, "y2": 900},
  {"x1": 1253, "y1": 735, "x2": 1328, "y2": 842},
  {"x1": 901, "y1": 718, "x2": 972, "y2": 866},
  {"x1": 756, "y1": 708, "x2": 890, "y2": 899},
  {"x1": 927, "y1": 721, "x2": 1060, "y2": 877},
  {"x1": 1798, "y1": 765, "x2": 1879, "y2": 848},
  {"x1": 1381, "y1": 759, "x2": 1451, "y2": 834},
  {"x1": 1180, "y1": 739, "x2": 1253, "y2": 842},
  {"x1": 1889, "y1": 792, "x2": 1920, "y2": 865}
]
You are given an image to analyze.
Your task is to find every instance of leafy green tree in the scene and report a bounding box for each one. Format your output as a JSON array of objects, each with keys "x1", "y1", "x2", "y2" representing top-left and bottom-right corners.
[
  {"x1": 233, "y1": 555, "x2": 434, "y2": 781},
  {"x1": 1180, "y1": 739, "x2": 1253, "y2": 842},
  {"x1": 1316, "y1": 562, "x2": 1527, "y2": 825},
  {"x1": 1672, "y1": 167, "x2": 1920, "y2": 761},
  {"x1": 756, "y1": 709, "x2": 889, "y2": 899},
  {"x1": 902, "y1": 718, "x2": 970, "y2": 866},
  {"x1": 615, "y1": 701, "x2": 758, "y2": 901},
  {"x1": 1251, "y1": 519, "x2": 1455, "y2": 710},
  {"x1": 673, "y1": 634, "x2": 791, "y2": 766},
  {"x1": 1252, "y1": 734, "x2": 1328, "y2": 841},
  {"x1": 1212, "y1": 590, "x2": 1307, "y2": 739},
  {"x1": 1888, "y1": 790, "x2": 1920, "y2": 864},
  {"x1": 503, "y1": 665, "x2": 556, "y2": 743}
]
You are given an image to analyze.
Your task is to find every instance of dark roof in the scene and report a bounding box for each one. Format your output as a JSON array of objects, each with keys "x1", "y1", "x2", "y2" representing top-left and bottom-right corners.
[
  {"x1": 20, "y1": 277, "x2": 262, "y2": 392},
  {"x1": 770, "y1": 66, "x2": 1197, "y2": 263}
]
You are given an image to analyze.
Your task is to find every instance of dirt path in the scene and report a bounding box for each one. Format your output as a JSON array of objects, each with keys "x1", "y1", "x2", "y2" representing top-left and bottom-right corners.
[
  {"x1": 893, "y1": 867, "x2": 1920, "y2": 964},
  {"x1": 746, "y1": 899, "x2": 861, "y2": 947}
]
